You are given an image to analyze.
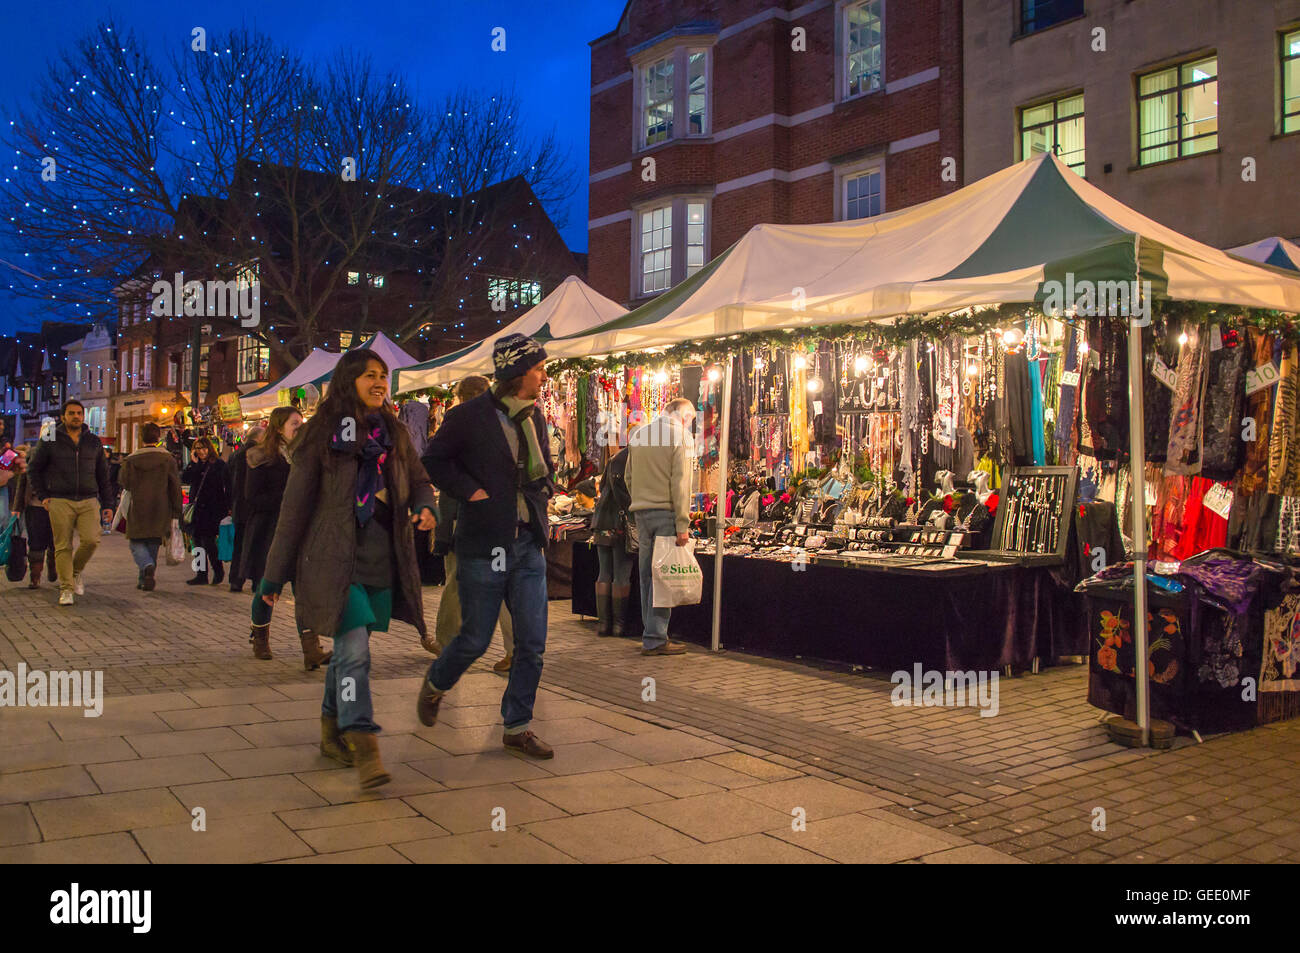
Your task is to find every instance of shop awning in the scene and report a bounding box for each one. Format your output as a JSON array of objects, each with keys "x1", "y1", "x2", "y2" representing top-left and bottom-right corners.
[
  {"x1": 546, "y1": 152, "x2": 1300, "y2": 359},
  {"x1": 1228, "y1": 236, "x2": 1300, "y2": 272},
  {"x1": 238, "y1": 347, "x2": 340, "y2": 416},
  {"x1": 393, "y1": 275, "x2": 626, "y2": 393}
]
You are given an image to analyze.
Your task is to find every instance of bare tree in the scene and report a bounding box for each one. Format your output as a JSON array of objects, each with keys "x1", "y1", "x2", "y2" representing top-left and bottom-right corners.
[{"x1": 0, "y1": 20, "x2": 576, "y2": 365}]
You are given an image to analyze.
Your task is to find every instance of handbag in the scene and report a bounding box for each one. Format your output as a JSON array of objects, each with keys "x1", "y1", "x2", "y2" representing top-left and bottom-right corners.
[
  {"x1": 183, "y1": 465, "x2": 210, "y2": 532},
  {"x1": 622, "y1": 511, "x2": 639, "y2": 555},
  {"x1": 0, "y1": 513, "x2": 17, "y2": 566},
  {"x1": 112, "y1": 489, "x2": 131, "y2": 534},
  {"x1": 4, "y1": 516, "x2": 26, "y2": 581},
  {"x1": 218, "y1": 517, "x2": 235, "y2": 562}
]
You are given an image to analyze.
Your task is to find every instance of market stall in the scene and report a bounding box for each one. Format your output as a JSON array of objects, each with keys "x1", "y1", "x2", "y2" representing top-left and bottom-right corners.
[{"x1": 544, "y1": 152, "x2": 1300, "y2": 740}]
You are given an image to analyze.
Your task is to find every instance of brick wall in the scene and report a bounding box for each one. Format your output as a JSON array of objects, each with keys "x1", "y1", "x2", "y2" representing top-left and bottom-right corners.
[{"x1": 588, "y1": 0, "x2": 963, "y2": 306}]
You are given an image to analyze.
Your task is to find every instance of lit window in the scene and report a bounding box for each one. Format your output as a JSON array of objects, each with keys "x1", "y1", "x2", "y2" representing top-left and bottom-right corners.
[
  {"x1": 166, "y1": 356, "x2": 176, "y2": 387},
  {"x1": 236, "y1": 262, "x2": 259, "y2": 290},
  {"x1": 368, "y1": 273, "x2": 385, "y2": 289},
  {"x1": 686, "y1": 203, "x2": 706, "y2": 276},
  {"x1": 347, "y1": 271, "x2": 360, "y2": 285},
  {"x1": 138, "y1": 346, "x2": 151, "y2": 387},
  {"x1": 687, "y1": 52, "x2": 707, "y2": 135},
  {"x1": 1138, "y1": 55, "x2": 1218, "y2": 165},
  {"x1": 845, "y1": 0, "x2": 883, "y2": 99},
  {"x1": 1020, "y1": 93, "x2": 1085, "y2": 175},
  {"x1": 339, "y1": 331, "x2": 354, "y2": 349},
  {"x1": 237, "y1": 336, "x2": 270, "y2": 385},
  {"x1": 487, "y1": 277, "x2": 543, "y2": 308},
  {"x1": 642, "y1": 55, "x2": 674, "y2": 147},
  {"x1": 1284, "y1": 29, "x2": 1300, "y2": 135},
  {"x1": 641, "y1": 206, "x2": 672, "y2": 294},
  {"x1": 845, "y1": 169, "x2": 883, "y2": 219},
  {"x1": 1019, "y1": 0, "x2": 1084, "y2": 36}
]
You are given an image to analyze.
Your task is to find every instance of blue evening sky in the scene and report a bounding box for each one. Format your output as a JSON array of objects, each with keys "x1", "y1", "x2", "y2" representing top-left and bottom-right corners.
[{"x1": 0, "y1": 0, "x2": 619, "y2": 333}]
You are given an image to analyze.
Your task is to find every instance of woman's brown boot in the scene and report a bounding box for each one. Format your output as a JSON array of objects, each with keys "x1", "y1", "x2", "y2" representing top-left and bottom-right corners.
[
  {"x1": 595, "y1": 582, "x2": 612, "y2": 636},
  {"x1": 250, "y1": 624, "x2": 272, "y2": 660},
  {"x1": 300, "y1": 632, "x2": 332, "y2": 671},
  {"x1": 320, "y1": 716, "x2": 353, "y2": 766},
  {"x1": 342, "y1": 731, "x2": 391, "y2": 789},
  {"x1": 28, "y1": 558, "x2": 43, "y2": 589},
  {"x1": 611, "y1": 584, "x2": 631, "y2": 637}
]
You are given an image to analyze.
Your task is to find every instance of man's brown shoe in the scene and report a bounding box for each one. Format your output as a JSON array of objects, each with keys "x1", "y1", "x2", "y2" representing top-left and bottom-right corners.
[
  {"x1": 503, "y1": 730, "x2": 553, "y2": 759},
  {"x1": 492, "y1": 653, "x2": 513, "y2": 673},
  {"x1": 641, "y1": 640, "x2": 688, "y2": 656},
  {"x1": 416, "y1": 678, "x2": 445, "y2": 727}
]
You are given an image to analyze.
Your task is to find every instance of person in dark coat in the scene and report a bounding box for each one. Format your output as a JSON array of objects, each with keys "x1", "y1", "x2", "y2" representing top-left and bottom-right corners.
[
  {"x1": 120, "y1": 422, "x2": 183, "y2": 591},
  {"x1": 590, "y1": 445, "x2": 633, "y2": 636},
  {"x1": 225, "y1": 422, "x2": 265, "y2": 592},
  {"x1": 180, "y1": 436, "x2": 230, "y2": 585},
  {"x1": 416, "y1": 333, "x2": 556, "y2": 760},
  {"x1": 242, "y1": 406, "x2": 329, "y2": 670},
  {"x1": 261, "y1": 350, "x2": 437, "y2": 790},
  {"x1": 8, "y1": 444, "x2": 57, "y2": 588}
]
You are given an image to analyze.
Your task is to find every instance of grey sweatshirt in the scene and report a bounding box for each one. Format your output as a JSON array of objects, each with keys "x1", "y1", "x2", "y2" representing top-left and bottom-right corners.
[{"x1": 625, "y1": 414, "x2": 693, "y2": 533}]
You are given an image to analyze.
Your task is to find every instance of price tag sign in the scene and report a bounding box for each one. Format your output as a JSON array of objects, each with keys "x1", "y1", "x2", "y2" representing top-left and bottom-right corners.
[
  {"x1": 1151, "y1": 356, "x2": 1177, "y2": 390},
  {"x1": 1203, "y1": 483, "x2": 1234, "y2": 520},
  {"x1": 1208, "y1": 324, "x2": 1222, "y2": 351},
  {"x1": 1060, "y1": 370, "x2": 1081, "y2": 387},
  {"x1": 1246, "y1": 362, "x2": 1280, "y2": 396}
]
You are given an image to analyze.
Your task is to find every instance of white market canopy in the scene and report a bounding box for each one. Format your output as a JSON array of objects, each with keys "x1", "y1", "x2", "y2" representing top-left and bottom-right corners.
[
  {"x1": 546, "y1": 151, "x2": 1300, "y2": 360},
  {"x1": 393, "y1": 275, "x2": 626, "y2": 393},
  {"x1": 239, "y1": 332, "x2": 419, "y2": 416},
  {"x1": 1228, "y1": 236, "x2": 1300, "y2": 273}
]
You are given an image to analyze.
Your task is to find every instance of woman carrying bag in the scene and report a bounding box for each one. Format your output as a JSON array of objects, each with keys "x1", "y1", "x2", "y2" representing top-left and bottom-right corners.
[
  {"x1": 180, "y1": 437, "x2": 230, "y2": 585},
  {"x1": 243, "y1": 406, "x2": 333, "y2": 670},
  {"x1": 590, "y1": 445, "x2": 635, "y2": 636},
  {"x1": 260, "y1": 350, "x2": 437, "y2": 790},
  {"x1": 8, "y1": 445, "x2": 56, "y2": 588}
]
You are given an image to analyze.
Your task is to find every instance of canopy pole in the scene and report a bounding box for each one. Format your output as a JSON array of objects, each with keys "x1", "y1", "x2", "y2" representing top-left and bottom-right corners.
[
  {"x1": 1127, "y1": 308, "x2": 1151, "y2": 748},
  {"x1": 710, "y1": 358, "x2": 734, "y2": 653}
]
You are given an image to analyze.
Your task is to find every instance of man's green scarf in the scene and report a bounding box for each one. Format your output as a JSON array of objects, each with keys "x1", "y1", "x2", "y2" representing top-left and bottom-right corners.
[{"x1": 491, "y1": 385, "x2": 548, "y2": 484}]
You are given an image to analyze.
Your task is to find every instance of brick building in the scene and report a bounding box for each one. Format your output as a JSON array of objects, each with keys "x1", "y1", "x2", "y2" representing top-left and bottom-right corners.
[
  {"x1": 587, "y1": 0, "x2": 963, "y2": 306},
  {"x1": 964, "y1": 0, "x2": 1300, "y2": 249}
]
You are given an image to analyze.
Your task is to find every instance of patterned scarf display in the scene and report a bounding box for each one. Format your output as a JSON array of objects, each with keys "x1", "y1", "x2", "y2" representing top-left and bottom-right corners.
[
  {"x1": 1268, "y1": 344, "x2": 1300, "y2": 496},
  {"x1": 330, "y1": 411, "x2": 391, "y2": 526},
  {"x1": 1165, "y1": 324, "x2": 1207, "y2": 475}
]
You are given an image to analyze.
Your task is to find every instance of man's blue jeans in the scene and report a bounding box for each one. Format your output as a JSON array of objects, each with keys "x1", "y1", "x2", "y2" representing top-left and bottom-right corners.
[
  {"x1": 323, "y1": 625, "x2": 379, "y2": 734},
  {"x1": 425, "y1": 534, "x2": 548, "y2": 731},
  {"x1": 128, "y1": 538, "x2": 161, "y2": 570},
  {"x1": 636, "y1": 508, "x2": 678, "y2": 649}
]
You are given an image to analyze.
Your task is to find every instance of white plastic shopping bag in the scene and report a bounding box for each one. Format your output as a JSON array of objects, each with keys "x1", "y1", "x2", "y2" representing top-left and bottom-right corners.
[
  {"x1": 166, "y1": 519, "x2": 185, "y2": 566},
  {"x1": 652, "y1": 535, "x2": 703, "y2": 608},
  {"x1": 111, "y1": 490, "x2": 131, "y2": 534}
]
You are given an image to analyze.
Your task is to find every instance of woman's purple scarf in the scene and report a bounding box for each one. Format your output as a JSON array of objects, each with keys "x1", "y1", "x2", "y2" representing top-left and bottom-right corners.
[{"x1": 330, "y1": 412, "x2": 392, "y2": 526}]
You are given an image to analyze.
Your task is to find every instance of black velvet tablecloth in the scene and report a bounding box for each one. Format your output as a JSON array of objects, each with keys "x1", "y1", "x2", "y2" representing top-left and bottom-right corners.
[{"x1": 569, "y1": 540, "x2": 1084, "y2": 671}]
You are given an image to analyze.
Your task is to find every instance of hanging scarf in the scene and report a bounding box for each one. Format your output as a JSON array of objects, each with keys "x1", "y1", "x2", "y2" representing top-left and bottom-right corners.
[
  {"x1": 491, "y1": 385, "x2": 548, "y2": 484},
  {"x1": 330, "y1": 411, "x2": 391, "y2": 527}
]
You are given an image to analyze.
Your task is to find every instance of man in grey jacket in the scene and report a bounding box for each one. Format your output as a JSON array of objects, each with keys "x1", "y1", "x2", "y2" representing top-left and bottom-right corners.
[{"x1": 626, "y1": 396, "x2": 696, "y2": 656}]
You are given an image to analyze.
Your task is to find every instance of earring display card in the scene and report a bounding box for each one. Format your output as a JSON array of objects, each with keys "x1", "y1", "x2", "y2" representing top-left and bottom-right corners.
[{"x1": 980, "y1": 466, "x2": 1079, "y2": 566}]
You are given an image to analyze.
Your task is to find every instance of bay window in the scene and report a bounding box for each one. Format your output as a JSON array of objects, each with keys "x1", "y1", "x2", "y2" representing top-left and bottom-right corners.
[
  {"x1": 635, "y1": 197, "x2": 709, "y2": 296},
  {"x1": 635, "y1": 44, "x2": 712, "y2": 149}
]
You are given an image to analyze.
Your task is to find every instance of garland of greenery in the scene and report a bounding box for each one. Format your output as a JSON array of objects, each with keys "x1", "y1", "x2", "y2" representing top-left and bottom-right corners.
[{"x1": 547, "y1": 301, "x2": 1299, "y2": 373}]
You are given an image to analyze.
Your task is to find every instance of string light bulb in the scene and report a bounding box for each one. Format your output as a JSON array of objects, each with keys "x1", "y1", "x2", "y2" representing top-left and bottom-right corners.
[
  {"x1": 706, "y1": 367, "x2": 720, "y2": 383},
  {"x1": 966, "y1": 363, "x2": 979, "y2": 377},
  {"x1": 807, "y1": 377, "x2": 822, "y2": 393},
  {"x1": 753, "y1": 357, "x2": 765, "y2": 371},
  {"x1": 1178, "y1": 331, "x2": 1189, "y2": 347},
  {"x1": 854, "y1": 356, "x2": 868, "y2": 374},
  {"x1": 1004, "y1": 328, "x2": 1022, "y2": 346},
  {"x1": 793, "y1": 354, "x2": 807, "y2": 370},
  {"x1": 653, "y1": 369, "x2": 668, "y2": 384}
]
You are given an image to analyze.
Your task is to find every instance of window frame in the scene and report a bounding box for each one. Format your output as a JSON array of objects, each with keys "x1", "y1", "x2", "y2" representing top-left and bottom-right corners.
[
  {"x1": 837, "y1": 0, "x2": 886, "y2": 104},
  {"x1": 236, "y1": 335, "x2": 270, "y2": 386},
  {"x1": 834, "y1": 155, "x2": 887, "y2": 222},
  {"x1": 1018, "y1": 91, "x2": 1086, "y2": 175},
  {"x1": 1017, "y1": 0, "x2": 1086, "y2": 38},
  {"x1": 1283, "y1": 27, "x2": 1300, "y2": 135},
  {"x1": 631, "y1": 195, "x2": 712, "y2": 299},
  {"x1": 1136, "y1": 53, "x2": 1219, "y2": 167},
  {"x1": 632, "y1": 43, "x2": 713, "y2": 152}
]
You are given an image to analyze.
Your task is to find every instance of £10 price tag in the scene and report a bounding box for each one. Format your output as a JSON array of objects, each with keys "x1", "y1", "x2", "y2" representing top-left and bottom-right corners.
[
  {"x1": 1245, "y1": 362, "x2": 1280, "y2": 396},
  {"x1": 1203, "y1": 483, "x2": 1234, "y2": 520},
  {"x1": 1151, "y1": 355, "x2": 1177, "y2": 390}
]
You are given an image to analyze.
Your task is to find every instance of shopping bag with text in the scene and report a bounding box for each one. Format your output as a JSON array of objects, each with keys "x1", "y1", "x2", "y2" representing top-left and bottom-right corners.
[{"x1": 652, "y1": 535, "x2": 702, "y2": 608}]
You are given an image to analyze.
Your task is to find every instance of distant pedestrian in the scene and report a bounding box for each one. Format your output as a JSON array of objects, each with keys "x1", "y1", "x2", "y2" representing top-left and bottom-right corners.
[
  {"x1": 261, "y1": 351, "x2": 437, "y2": 790},
  {"x1": 181, "y1": 436, "x2": 231, "y2": 586},
  {"x1": 243, "y1": 407, "x2": 332, "y2": 670},
  {"x1": 626, "y1": 396, "x2": 696, "y2": 656},
  {"x1": 119, "y1": 422, "x2": 183, "y2": 591},
  {"x1": 428, "y1": 374, "x2": 514, "y2": 667},
  {"x1": 8, "y1": 445, "x2": 56, "y2": 588},
  {"x1": 226, "y1": 423, "x2": 266, "y2": 592},
  {"x1": 25, "y1": 400, "x2": 114, "y2": 606},
  {"x1": 590, "y1": 444, "x2": 633, "y2": 637},
  {"x1": 417, "y1": 333, "x2": 556, "y2": 759}
]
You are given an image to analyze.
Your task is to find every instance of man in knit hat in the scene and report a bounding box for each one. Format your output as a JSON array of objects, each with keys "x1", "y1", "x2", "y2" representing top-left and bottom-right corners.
[{"x1": 417, "y1": 333, "x2": 557, "y2": 758}]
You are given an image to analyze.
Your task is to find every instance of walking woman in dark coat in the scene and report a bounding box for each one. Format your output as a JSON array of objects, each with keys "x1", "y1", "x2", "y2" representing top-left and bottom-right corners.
[
  {"x1": 261, "y1": 350, "x2": 437, "y2": 790},
  {"x1": 243, "y1": 406, "x2": 334, "y2": 670},
  {"x1": 180, "y1": 436, "x2": 231, "y2": 585},
  {"x1": 590, "y1": 445, "x2": 634, "y2": 636}
]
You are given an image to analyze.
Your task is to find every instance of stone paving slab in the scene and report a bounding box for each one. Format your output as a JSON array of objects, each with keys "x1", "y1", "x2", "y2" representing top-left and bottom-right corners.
[{"x1": 5, "y1": 537, "x2": 1295, "y2": 862}]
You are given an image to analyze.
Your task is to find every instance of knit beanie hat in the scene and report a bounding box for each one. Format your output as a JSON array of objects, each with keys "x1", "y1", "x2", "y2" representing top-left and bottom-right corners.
[{"x1": 492, "y1": 333, "x2": 548, "y2": 381}]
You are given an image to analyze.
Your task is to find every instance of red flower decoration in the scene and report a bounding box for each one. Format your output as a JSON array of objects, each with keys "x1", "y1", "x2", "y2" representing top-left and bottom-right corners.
[
  {"x1": 1083, "y1": 542, "x2": 1092, "y2": 556},
  {"x1": 942, "y1": 494, "x2": 954, "y2": 514},
  {"x1": 780, "y1": 492, "x2": 791, "y2": 503},
  {"x1": 905, "y1": 496, "x2": 915, "y2": 507},
  {"x1": 985, "y1": 493, "x2": 999, "y2": 516},
  {"x1": 1079, "y1": 504, "x2": 1087, "y2": 518},
  {"x1": 762, "y1": 494, "x2": 775, "y2": 507}
]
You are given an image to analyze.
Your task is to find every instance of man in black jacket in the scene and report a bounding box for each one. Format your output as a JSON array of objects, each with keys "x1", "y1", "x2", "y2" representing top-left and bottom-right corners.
[
  {"x1": 417, "y1": 334, "x2": 556, "y2": 759},
  {"x1": 26, "y1": 400, "x2": 114, "y2": 606}
]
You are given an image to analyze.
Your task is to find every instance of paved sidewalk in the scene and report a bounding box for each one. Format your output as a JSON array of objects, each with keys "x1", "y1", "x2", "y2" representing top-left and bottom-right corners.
[{"x1": 1, "y1": 536, "x2": 1297, "y2": 863}]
